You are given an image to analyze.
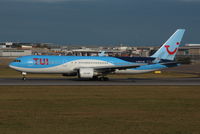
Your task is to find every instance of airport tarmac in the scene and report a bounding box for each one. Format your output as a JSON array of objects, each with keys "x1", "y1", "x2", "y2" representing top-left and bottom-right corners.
[{"x1": 0, "y1": 77, "x2": 200, "y2": 85}]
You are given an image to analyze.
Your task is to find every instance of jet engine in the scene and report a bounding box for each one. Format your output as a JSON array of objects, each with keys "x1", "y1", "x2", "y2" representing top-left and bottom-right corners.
[{"x1": 79, "y1": 68, "x2": 94, "y2": 78}]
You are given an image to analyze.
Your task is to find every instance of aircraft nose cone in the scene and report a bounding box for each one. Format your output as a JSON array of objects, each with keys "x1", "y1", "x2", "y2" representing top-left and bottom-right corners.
[
  {"x1": 9, "y1": 62, "x2": 16, "y2": 69},
  {"x1": 9, "y1": 62, "x2": 13, "y2": 68}
]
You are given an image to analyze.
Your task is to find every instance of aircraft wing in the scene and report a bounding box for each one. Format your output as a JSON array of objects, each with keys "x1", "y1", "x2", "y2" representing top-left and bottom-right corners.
[
  {"x1": 74, "y1": 63, "x2": 146, "y2": 72},
  {"x1": 91, "y1": 63, "x2": 146, "y2": 71}
]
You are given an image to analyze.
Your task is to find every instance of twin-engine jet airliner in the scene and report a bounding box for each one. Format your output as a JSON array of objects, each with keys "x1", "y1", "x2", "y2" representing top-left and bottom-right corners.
[{"x1": 9, "y1": 29, "x2": 185, "y2": 80}]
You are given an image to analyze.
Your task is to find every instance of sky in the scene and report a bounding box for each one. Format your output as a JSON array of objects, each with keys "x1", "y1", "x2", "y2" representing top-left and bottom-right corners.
[{"x1": 0, "y1": 0, "x2": 200, "y2": 46}]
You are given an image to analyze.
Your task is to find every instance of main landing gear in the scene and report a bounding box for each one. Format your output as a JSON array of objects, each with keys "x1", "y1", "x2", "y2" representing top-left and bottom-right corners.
[
  {"x1": 92, "y1": 76, "x2": 109, "y2": 81},
  {"x1": 22, "y1": 72, "x2": 27, "y2": 81}
]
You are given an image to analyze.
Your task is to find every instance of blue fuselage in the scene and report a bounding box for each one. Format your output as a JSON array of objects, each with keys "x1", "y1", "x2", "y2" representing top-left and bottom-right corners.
[{"x1": 9, "y1": 55, "x2": 177, "y2": 76}]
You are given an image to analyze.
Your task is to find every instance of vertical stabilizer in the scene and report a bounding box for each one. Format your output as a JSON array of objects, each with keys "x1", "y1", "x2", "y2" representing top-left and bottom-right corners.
[
  {"x1": 98, "y1": 51, "x2": 106, "y2": 56},
  {"x1": 151, "y1": 29, "x2": 185, "y2": 60}
]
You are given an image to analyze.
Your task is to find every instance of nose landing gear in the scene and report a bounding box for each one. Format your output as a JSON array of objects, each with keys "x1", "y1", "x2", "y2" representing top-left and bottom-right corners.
[{"x1": 22, "y1": 72, "x2": 27, "y2": 80}]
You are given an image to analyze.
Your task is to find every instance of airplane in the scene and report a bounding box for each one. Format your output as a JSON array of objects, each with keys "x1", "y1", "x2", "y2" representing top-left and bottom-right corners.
[
  {"x1": 9, "y1": 29, "x2": 185, "y2": 81},
  {"x1": 98, "y1": 51, "x2": 106, "y2": 56}
]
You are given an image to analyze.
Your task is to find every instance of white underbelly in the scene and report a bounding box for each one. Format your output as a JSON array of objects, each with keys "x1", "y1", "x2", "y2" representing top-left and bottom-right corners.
[{"x1": 115, "y1": 69, "x2": 157, "y2": 74}]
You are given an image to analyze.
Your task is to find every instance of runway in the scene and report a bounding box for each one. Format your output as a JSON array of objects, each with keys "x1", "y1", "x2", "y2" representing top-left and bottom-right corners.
[{"x1": 0, "y1": 77, "x2": 200, "y2": 85}]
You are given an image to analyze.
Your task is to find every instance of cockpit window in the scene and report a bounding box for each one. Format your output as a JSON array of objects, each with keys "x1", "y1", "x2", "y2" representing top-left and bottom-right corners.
[{"x1": 13, "y1": 60, "x2": 21, "y2": 62}]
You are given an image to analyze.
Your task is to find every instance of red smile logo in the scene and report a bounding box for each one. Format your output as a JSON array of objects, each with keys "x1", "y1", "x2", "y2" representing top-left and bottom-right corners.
[
  {"x1": 165, "y1": 45, "x2": 177, "y2": 55},
  {"x1": 164, "y1": 42, "x2": 180, "y2": 55}
]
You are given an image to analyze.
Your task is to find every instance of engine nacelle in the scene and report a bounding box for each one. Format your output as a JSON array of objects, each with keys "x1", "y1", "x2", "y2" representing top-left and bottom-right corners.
[{"x1": 79, "y1": 68, "x2": 94, "y2": 78}]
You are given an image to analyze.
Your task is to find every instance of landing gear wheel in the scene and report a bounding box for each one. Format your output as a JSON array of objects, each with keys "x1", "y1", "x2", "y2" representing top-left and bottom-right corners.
[
  {"x1": 99, "y1": 77, "x2": 104, "y2": 81},
  {"x1": 21, "y1": 72, "x2": 27, "y2": 81},
  {"x1": 92, "y1": 76, "x2": 99, "y2": 81},
  {"x1": 99, "y1": 77, "x2": 109, "y2": 81},
  {"x1": 103, "y1": 77, "x2": 109, "y2": 81}
]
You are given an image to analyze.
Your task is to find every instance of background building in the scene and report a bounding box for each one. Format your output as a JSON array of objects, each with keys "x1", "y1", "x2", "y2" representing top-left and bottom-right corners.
[{"x1": 0, "y1": 49, "x2": 32, "y2": 57}]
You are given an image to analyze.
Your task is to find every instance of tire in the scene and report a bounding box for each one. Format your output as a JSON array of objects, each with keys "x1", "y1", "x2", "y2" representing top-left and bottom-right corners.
[
  {"x1": 103, "y1": 77, "x2": 109, "y2": 81},
  {"x1": 92, "y1": 76, "x2": 99, "y2": 81}
]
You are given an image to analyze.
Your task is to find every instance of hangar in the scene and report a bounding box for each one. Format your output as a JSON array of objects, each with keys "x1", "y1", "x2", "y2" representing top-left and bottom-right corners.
[{"x1": 0, "y1": 49, "x2": 32, "y2": 57}]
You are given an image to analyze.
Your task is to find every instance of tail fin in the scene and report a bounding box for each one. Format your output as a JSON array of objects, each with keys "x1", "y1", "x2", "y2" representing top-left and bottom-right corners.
[
  {"x1": 98, "y1": 51, "x2": 106, "y2": 56},
  {"x1": 151, "y1": 29, "x2": 185, "y2": 61}
]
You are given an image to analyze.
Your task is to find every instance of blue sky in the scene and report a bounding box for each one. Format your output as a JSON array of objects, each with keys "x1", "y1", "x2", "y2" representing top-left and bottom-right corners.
[{"x1": 0, "y1": 0, "x2": 200, "y2": 46}]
